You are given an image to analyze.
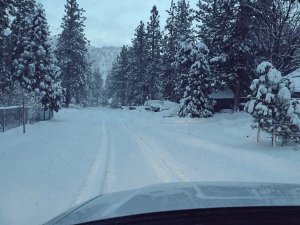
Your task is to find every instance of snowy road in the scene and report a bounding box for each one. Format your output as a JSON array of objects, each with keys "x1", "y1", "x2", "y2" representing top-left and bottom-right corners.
[{"x1": 1, "y1": 107, "x2": 300, "y2": 225}]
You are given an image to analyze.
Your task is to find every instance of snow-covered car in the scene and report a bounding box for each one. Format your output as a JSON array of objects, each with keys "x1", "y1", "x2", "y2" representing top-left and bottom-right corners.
[
  {"x1": 44, "y1": 182, "x2": 300, "y2": 225},
  {"x1": 144, "y1": 100, "x2": 179, "y2": 113}
]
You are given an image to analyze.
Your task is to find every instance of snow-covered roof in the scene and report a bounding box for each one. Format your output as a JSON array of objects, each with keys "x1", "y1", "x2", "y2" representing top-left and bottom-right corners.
[
  {"x1": 211, "y1": 89, "x2": 234, "y2": 99},
  {"x1": 286, "y1": 69, "x2": 300, "y2": 93},
  {"x1": 287, "y1": 68, "x2": 300, "y2": 78},
  {"x1": 0, "y1": 106, "x2": 21, "y2": 110}
]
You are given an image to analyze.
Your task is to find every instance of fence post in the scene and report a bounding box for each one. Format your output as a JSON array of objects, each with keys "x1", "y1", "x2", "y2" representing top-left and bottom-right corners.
[
  {"x1": 22, "y1": 92, "x2": 26, "y2": 134},
  {"x1": 272, "y1": 125, "x2": 276, "y2": 147},
  {"x1": 272, "y1": 132, "x2": 276, "y2": 146},
  {"x1": 18, "y1": 107, "x2": 21, "y2": 127},
  {"x1": 257, "y1": 122, "x2": 260, "y2": 143},
  {"x1": 1, "y1": 109, "x2": 4, "y2": 132}
]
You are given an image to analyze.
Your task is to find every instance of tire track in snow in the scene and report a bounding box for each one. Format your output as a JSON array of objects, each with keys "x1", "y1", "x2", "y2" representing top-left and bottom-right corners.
[
  {"x1": 101, "y1": 118, "x2": 115, "y2": 194},
  {"x1": 138, "y1": 135, "x2": 189, "y2": 182},
  {"x1": 115, "y1": 115, "x2": 188, "y2": 183},
  {"x1": 73, "y1": 113, "x2": 113, "y2": 205},
  {"x1": 136, "y1": 123, "x2": 300, "y2": 183}
]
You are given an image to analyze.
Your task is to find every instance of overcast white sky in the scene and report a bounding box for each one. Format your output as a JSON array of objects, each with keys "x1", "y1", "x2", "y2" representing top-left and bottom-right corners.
[{"x1": 38, "y1": 0, "x2": 198, "y2": 47}]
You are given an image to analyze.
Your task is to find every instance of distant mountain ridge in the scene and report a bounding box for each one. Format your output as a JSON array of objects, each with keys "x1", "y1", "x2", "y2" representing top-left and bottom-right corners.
[
  {"x1": 50, "y1": 36, "x2": 120, "y2": 81},
  {"x1": 88, "y1": 46, "x2": 121, "y2": 80}
]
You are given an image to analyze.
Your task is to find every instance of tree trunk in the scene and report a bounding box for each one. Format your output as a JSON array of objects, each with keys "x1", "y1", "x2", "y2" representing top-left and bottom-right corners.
[
  {"x1": 257, "y1": 123, "x2": 261, "y2": 143},
  {"x1": 272, "y1": 132, "x2": 276, "y2": 147},
  {"x1": 233, "y1": 80, "x2": 241, "y2": 112},
  {"x1": 65, "y1": 89, "x2": 70, "y2": 108}
]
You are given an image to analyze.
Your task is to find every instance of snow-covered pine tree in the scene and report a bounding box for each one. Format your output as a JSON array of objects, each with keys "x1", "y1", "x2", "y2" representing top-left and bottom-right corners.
[
  {"x1": 175, "y1": 37, "x2": 194, "y2": 105},
  {"x1": 0, "y1": 0, "x2": 15, "y2": 105},
  {"x1": 104, "y1": 62, "x2": 118, "y2": 106},
  {"x1": 56, "y1": 0, "x2": 90, "y2": 107},
  {"x1": 174, "y1": 0, "x2": 194, "y2": 41},
  {"x1": 88, "y1": 67, "x2": 103, "y2": 106},
  {"x1": 145, "y1": 5, "x2": 162, "y2": 100},
  {"x1": 11, "y1": 0, "x2": 36, "y2": 90},
  {"x1": 126, "y1": 21, "x2": 148, "y2": 105},
  {"x1": 115, "y1": 46, "x2": 130, "y2": 105},
  {"x1": 30, "y1": 3, "x2": 64, "y2": 111},
  {"x1": 283, "y1": 99, "x2": 300, "y2": 142},
  {"x1": 104, "y1": 59, "x2": 127, "y2": 108},
  {"x1": 104, "y1": 46, "x2": 129, "y2": 106},
  {"x1": 173, "y1": 0, "x2": 194, "y2": 102},
  {"x1": 245, "y1": 62, "x2": 300, "y2": 144},
  {"x1": 197, "y1": 0, "x2": 256, "y2": 111},
  {"x1": 178, "y1": 38, "x2": 214, "y2": 118},
  {"x1": 245, "y1": 62, "x2": 282, "y2": 141},
  {"x1": 11, "y1": 3, "x2": 63, "y2": 111},
  {"x1": 276, "y1": 84, "x2": 300, "y2": 143},
  {"x1": 252, "y1": 0, "x2": 300, "y2": 75},
  {"x1": 161, "y1": 0, "x2": 177, "y2": 101}
]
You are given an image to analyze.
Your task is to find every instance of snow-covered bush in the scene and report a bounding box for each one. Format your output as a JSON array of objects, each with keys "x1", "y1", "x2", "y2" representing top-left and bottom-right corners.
[
  {"x1": 245, "y1": 62, "x2": 300, "y2": 143},
  {"x1": 177, "y1": 38, "x2": 214, "y2": 118}
]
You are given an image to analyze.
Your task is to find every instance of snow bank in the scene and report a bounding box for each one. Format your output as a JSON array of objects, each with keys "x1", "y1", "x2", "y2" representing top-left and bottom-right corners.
[
  {"x1": 68, "y1": 104, "x2": 83, "y2": 109},
  {"x1": 1, "y1": 108, "x2": 300, "y2": 225}
]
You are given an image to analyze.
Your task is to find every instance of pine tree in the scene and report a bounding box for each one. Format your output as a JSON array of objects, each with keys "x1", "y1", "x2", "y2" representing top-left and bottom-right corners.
[
  {"x1": 116, "y1": 46, "x2": 130, "y2": 105},
  {"x1": 197, "y1": 0, "x2": 257, "y2": 111},
  {"x1": 89, "y1": 67, "x2": 103, "y2": 106},
  {"x1": 11, "y1": 3, "x2": 63, "y2": 111},
  {"x1": 105, "y1": 46, "x2": 131, "y2": 106},
  {"x1": 30, "y1": 3, "x2": 64, "y2": 111},
  {"x1": 174, "y1": 0, "x2": 194, "y2": 42},
  {"x1": 126, "y1": 21, "x2": 148, "y2": 105},
  {"x1": 160, "y1": 0, "x2": 194, "y2": 102},
  {"x1": 245, "y1": 62, "x2": 281, "y2": 136},
  {"x1": 177, "y1": 38, "x2": 214, "y2": 118},
  {"x1": 11, "y1": 0, "x2": 36, "y2": 90},
  {"x1": 174, "y1": 37, "x2": 195, "y2": 105},
  {"x1": 283, "y1": 100, "x2": 300, "y2": 142},
  {"x1": 104, "y1": 62, "x2": 118, "y2": 105},
  {"x1": 252, "y1": 0, "x2": 300, "y2": 74},
  {"x1": 0, "y1": 0, "x2": 15, "y2": 104},
  {"x1": 173, "y1": 0, "x2": 194, "y2": 102},
  {"x1": 56, "y1": 0, "x2": 90, "y2": 107},
  {"x1": 245, "y1": 62, "x2": 300, "y2": 144},
  {"x1": 161, "y1": 0, "x2": 177, "y2": 101},
  {"x1": 145, "y1": 5, "x2": 162, "y2": 100}
]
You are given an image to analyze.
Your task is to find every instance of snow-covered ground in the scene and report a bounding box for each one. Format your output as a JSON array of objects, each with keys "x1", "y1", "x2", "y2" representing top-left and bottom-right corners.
[{"x1": 1, "y1": 107, "x2": 300, "y2": 225}]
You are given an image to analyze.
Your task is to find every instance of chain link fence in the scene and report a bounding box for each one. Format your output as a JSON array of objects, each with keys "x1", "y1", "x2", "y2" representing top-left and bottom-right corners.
[{"x1": 0, "y1": 106, "x2": 54, "y2": 133}]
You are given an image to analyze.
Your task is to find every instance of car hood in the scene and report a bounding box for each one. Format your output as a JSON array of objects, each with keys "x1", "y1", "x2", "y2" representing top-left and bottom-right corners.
[{"x1": 44, "y1": 182, "x2": 300, "y2": 225}]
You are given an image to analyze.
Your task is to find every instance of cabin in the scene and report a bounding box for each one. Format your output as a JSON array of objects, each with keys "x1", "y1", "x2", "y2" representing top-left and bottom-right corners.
[
  {"x1": 287, "y1": 69, "x2": 300, "y2": 99},
  {"x1": 211, "y1": 89, "x2": 234, "y2": 112},
  {"x1": 291, "y1": 78, "x2": 300, "y2": 98}
]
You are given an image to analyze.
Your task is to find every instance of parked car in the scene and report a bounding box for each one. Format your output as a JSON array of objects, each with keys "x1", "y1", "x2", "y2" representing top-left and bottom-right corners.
[{"x1": 144, "y1": 100, "x2": 179, "y2": 112}]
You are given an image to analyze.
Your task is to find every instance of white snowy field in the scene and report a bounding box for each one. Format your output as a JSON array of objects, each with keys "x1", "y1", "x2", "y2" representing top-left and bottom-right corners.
[{"x1": 1, "y1": 107, "x2": 300, "y2": 225}]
